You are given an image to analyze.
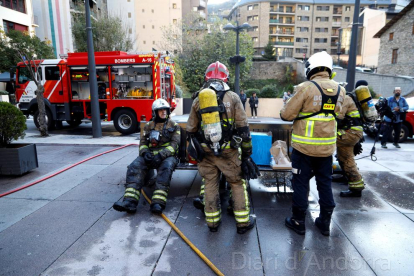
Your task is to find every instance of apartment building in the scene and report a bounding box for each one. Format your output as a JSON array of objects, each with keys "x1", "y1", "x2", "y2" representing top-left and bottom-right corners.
[
  {"x1": 1, "y1": 0, "x2": 37, "y2": 35},
  {"x1": 228, "y1": 0, "x2": 393, "y2": 60}
]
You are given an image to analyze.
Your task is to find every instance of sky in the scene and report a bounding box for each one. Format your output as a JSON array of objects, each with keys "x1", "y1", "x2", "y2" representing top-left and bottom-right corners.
[{"x1": 208, "y1": 0, "x2": 231, "y2": 5}]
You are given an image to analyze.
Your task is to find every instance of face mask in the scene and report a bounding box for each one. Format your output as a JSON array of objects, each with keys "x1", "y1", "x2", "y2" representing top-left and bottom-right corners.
[{"x1": 395, "y1": 93, "x2": 401, "y2": 97}]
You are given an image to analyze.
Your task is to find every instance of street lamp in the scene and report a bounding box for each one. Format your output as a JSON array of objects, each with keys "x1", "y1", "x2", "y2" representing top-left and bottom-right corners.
[{"x1": 223, "y1": 22, "x2": 252, "y2": 94}]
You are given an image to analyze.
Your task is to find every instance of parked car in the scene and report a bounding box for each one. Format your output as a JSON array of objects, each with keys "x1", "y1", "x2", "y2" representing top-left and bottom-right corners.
[
  {"x1": 364, "y1": 97, "x2": 414, "y2": 142},
  {"x1": 356, "y1": 67, "x2": 373, "y2": 73},
  {"x1": 333, "y1": 66, "x2": 344, "y2": 69}
]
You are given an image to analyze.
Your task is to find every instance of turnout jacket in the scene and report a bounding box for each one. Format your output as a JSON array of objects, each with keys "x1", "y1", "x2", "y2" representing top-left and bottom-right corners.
[
  {"x1": 337, "y1": 95, "x2": 363, "y2": 133},
  {"x1": 280, "y1": 71, "x2": 345, "y2": 157},
  {"x1": 187, "y1": 90, "x2": 253, "y2": 156},
  {"x1": 139, "y1": 119, "x2": 181, "y2": 159}
]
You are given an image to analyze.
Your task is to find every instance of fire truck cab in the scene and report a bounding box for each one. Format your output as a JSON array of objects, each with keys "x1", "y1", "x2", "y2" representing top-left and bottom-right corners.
[{"x1": 15, "y1": 51, "x2": 176, "y2": 134}]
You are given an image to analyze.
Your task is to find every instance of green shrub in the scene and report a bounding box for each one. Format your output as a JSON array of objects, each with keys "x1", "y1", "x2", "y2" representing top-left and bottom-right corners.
[
  {"x1": 245, "y1": 88, "x2": 260, "y2": 98},
  {"x1": 260, "y1": 85, "x2": 278, "y2": 98},
  {"x1": 242, "y1": 79, "x2": 280, "y2": 90},
  {"x1": 175, "y1": 85, "x2": 183, "y2": 98},
  {"x1": 0, "y1": 102, "x2": 27, "y2": 147}
]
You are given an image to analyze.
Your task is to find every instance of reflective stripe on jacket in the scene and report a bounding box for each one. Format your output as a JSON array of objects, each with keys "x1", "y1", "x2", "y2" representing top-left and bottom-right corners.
[
  {"x1": 280, "y1": 71, "x2": 345, "y2": 157},
  {"x1": 337, "y1": 95, "x2": 364, "y2": 133}
]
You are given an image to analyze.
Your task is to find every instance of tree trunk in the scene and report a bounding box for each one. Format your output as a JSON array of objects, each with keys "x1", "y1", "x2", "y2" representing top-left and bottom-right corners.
[{"x1": 36, "y1": 83, "x2": 49, "y2": 137}]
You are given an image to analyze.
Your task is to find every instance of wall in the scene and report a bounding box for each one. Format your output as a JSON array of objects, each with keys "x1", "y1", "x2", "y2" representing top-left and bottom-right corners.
[
  {"x1": 0, "y1": 0, "x2": 36, "y2": 34},
  {"x1": 333, "y1": 68, "x2": 414, "y2": 97},
  {"x1": 245, "y1": 98, "x2": 284, "y2": 118},
  {"x1": 249, "y1": 61, "x2": 296, "y2": 80},
  {"x1": 361, "y1": 9, "x2": 385, "y2": 67},
  {"x1": 107, "y1": 0, "x2": 136, "y2": 51},
  {"x1": 377, "y1": 7, "x2": 414, "y2": 76}
]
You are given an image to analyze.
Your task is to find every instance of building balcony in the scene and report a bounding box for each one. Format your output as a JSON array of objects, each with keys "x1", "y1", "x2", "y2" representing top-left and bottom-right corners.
[
  {"x1": 331, "y1": 43, "x2": 339, "y2": 47},
  {"x1": 269, "y1": 19, "x2": 295, "y2": 25},
  {"x1": 331, "y1": 32, "x2": 339, "y2": 36},
  {"x1": 332, "y1": 22, "x2": 341, "y2": 27},
  {"x1": 275, "y1": 42, "x2": 294, "y2": 46},
  {"x1": 270, "y1": 30, "x2": 295, "y2": 35}
]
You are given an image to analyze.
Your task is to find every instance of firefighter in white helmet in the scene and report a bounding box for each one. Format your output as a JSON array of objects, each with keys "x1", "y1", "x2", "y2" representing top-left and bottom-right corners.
[
  {"x1": 186, "y1": 61, "x2": 259, "y2": 234},
  {"x1": 113, "y1": 99, "x2": 181, "y2": 214},
  {"x1": 280, "y1": 51, "x2": 345, "y2": 236}
]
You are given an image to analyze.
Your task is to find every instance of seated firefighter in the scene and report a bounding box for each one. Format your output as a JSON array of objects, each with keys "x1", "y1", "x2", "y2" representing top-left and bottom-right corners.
[{"x1": 113, "y1": 99, "x2": 181, "y2": 214}]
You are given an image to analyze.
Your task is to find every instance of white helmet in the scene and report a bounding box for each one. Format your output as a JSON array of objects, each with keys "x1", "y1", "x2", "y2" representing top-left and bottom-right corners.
[
  {"x1": 152, "y1": 99, "x2": 171, "y2": 118},
  {"x1": 304, "y1": 51, "x2": 333, "y2": 80}
]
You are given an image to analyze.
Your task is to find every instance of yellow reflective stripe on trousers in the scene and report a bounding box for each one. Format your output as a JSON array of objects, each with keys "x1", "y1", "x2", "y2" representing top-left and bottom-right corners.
[
  {"x1": 166, "y1": 146, "x2": 175, "y2": 153},
  {"x1": 347, "y1": 110, "x2": 360, "y2": 118},
  {"x1": 125, "y1": 187, "x2": 140, "y2": 195},
  {"x1": 206, "y1": 216, "x2": 221, "y2": 223},
  {"x1": 205, "y1": 210, "x2": 221, "y2": 217},
  {"x1": 298, "y1": 112, "x2": 335, "y2": 121},
  {"x1": 140, "y1": 145, "x2": 149, "y2": 151},
  {"x1": 154, "y1": 190, "x2": 168, "y2": 196},
  {"x1": 124, "y1": 192, "x2": 140, "y2": 200},
  {"x1": 152, "y1": 195, "x2": 167, "y2": 202},
  {"x1": 292, "y1": 134, "x2": 336, "y2": 145},
  {"x1": 351, "y1": 126, "x2": 363, "y2": 131},
  {"x1": 235, "y1": 217, "x2": 250, "y2": 223},
  {"x1": 305, "y1": 121, "x2": 315, "y2": 137},
  {"x1": 349, "y1": 179, "x2": 364, "y2": 185},
  {"x1": 234, "y1": 210, "x2": 249, "y2": 216}
]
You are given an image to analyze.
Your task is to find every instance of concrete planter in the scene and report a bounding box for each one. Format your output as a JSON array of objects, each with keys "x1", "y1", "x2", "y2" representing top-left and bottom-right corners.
[{"x1": 0, "y1": 144, "x2": 38, "y2": 175}]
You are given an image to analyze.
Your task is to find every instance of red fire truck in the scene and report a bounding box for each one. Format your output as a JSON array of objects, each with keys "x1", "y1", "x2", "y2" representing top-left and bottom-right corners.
[{"x1": 14, "y1": 51, "x2": 176, "y2": 134}]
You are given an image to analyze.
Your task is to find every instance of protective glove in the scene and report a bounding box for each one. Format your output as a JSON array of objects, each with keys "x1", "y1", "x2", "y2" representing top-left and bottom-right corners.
[
  {"x1": 241, "y1": 157, "x2": 261, "y2": 180},
  {"x1": 143, "y1": 151, "x2": 154, "y2": 164},
  {"x1": 353, "y1": 142, "x2": 363, "y2": 156},
  {"x1": 150, "y1": 153, "x2": 163, "y2": 168}
]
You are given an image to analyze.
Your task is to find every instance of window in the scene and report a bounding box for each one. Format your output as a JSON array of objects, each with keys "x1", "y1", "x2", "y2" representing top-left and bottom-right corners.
[
  {"x1": 153, "y1": 41, "x2": 155, "y2": 45},
  {"x1": 298, "y1": 16, "x2": 309, "y2": 21},
  {"x1": 247, "y1": 15, "x2": 258, "y2": 21},
  {"x1": 317, "y1": 6, "x2": 329, "y2": 11},
  {"x1": 143, "y1": 41, "x2": 146, "y2": 44},
  {"x1": 152, "y1": 25, "x2": 155, "y2": 29},
  {"x1": 247, "y1": 5, "x2": 253, "y2": 10},
  {"x1": 252, "y1": 26, "x2": 259, "y2": 32},
  {"x1": 129, "y1": 28, "x2": 132, "y2": 34},
  {"x1": 1, "y1": 0, "x2": 26, "y2": 13},
  {"x1": 252, "y1": 37, "x2": 258, "y2": 42},
  {"x1": 143, "y1": 25, "x2": 145, "y2": 29},
  {"x1": 296, "y1": 38, "x2": 308, "y2": 43},
  {"x1": 295, "y1": 48, "x2": 308, "y2": 53},
  {"x1": 389, "y1": 32, "x2": 394, "y2": 41},
  {"x1": 45, "y1": 66, "x2": 60, "y2": 80},
  {"x1": 314, "y1": 49, "x2": 327, "y2": 53},
  {"x1": 128, "y1": 12, "x2": 131, "y2": 18},
  {"x1": 142, "y1": 9, "x2": 145, "y2": 12},
  {"x1": 298, "y1": 5, "x2": 310, "y2": 11},
  {"x1": 345, "y1": 6, "x2": 351, "y2": 11},
  {"x1": 315, "y1": 27, "x2": 328, "y2": 32},
  {"x1": 173, "y1": 19, "x2": 177, "y2": 24},
  {"x1": 152, "y1": 9, "x2": 154, "y2": 13},
  {"x1": 2, "y1": 20, "x2": 28, "y2": 33},
  {"x1": 172, "y1": 3, "x2": 177, "y2": 9},
  {"x1": 316, "y1": 17, "x2": 329, "y2": 22},
  {"x1": 18, "y1": 66, "x2": 42, "y2": 84},
  {"x1": 392, "y1": 49, "x2": 398, "y2": 64},
  {"x1": 297, "y1": 27, "x2": 309, "y2": 32},
  {"x1": 345, "y1": 17, "x2": 350, "y2": 22},
  {"x1": 315, "y1": 38, "x2": 327, "y2": 43}
]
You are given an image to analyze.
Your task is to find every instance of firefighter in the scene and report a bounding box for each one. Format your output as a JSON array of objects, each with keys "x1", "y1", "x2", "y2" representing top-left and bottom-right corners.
[
  {"x1": 280, "y1": 51, "x2": 345, "y2": 236},
  {"x1": 336, "y1": 80, "x2": 367, "y2": 197},
  {"x1": 187, "y1": 61, "x2": 259, "y2": 234},
  {"x1": 113, "y1": 99, "x2": 180, "y2": 214}
]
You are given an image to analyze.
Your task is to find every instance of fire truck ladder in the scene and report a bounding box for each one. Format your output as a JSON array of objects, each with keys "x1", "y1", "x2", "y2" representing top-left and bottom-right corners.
[{"x1": 159, "y1": 56, "x2": 166, "y2": 99}]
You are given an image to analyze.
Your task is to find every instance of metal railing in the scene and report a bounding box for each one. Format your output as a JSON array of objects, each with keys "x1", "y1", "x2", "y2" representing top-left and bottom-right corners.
[{"x1": 275, "y1": 42, "x2": 294, "y2": 46}]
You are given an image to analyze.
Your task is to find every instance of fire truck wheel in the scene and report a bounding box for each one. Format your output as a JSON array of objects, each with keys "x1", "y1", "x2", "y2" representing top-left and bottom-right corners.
[
  {"x1": 66, "y1": 120, "x2": 82, "y2": 127},
  {"x1": 113, "y1": 109, "x2": 138, "y2": 135},
  {"x1": 34, "y1": 109, "x2": 54, "y2": 130}
]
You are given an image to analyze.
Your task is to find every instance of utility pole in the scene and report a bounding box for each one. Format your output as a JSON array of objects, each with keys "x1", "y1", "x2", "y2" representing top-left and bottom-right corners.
[
  {"x1": 345, "y1": 0, "x2": 361, "y2": 92},
  {"x1": 85, "y1": 1, "x2": 102, "y2": 138}
]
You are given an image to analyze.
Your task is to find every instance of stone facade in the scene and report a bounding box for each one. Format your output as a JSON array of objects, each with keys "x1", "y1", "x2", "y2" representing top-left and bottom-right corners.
[
  {"x1": 377, "y1": 6, "x2": 414, "y2": 76},
  {"x1": 249, "y1": 61, "x2": 296, "y2": 81}
]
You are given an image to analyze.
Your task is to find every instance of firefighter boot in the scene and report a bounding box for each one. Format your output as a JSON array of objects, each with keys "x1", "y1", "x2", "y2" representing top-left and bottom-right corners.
[
  {"x1": 315, "y1": 207, "x2": 334, "y2": 236},
  {"x1": 209, "y1": 221, "x2": 222, "y2": 233},
  {"x1": 285, "y1": 207, "x2": 306, "y2": 235},
  {"x1": 193, "y1": 196, "x2": 205, "y2": 210},
  {"x1": 340, "y1": 189, "x2": 362, "y2": 197},
  {"x1": 113, "y1": 198, "x2": 138, "y2": 213},
  {"x1": 150, "y1": 203, "x2": 165, "y2": 215},
  {"x1": 237, "y1": 216, "x2": 256, "y2": 234}
]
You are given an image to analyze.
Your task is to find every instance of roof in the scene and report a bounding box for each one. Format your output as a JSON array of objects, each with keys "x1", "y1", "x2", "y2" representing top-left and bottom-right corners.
[
  {"x1": 230, "y1": 0, "x2": 392, "y2": 14},
  {"x1": 374, "y1": 0, "x2": 414, "y2": 38}
]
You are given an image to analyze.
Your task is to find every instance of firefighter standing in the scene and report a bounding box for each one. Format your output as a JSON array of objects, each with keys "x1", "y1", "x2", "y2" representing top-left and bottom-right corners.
[
  {"x1": 280, "y1": 51, "x2": 345, "y2": 236},
  {"x1": 113, "y1": 99, "x2": 180, "y2": 214},
  {"x1": 336, "y1": 80, "x2": 367, "y2": 197},
  {"x1": 187, "y1": 61, "x2": 259, "y2": 234}
]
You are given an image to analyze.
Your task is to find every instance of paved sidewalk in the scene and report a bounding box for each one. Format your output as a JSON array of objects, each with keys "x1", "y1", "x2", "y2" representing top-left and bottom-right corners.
[{"x1": 0, "y1": 127, "x2": 413, "y2": 275}]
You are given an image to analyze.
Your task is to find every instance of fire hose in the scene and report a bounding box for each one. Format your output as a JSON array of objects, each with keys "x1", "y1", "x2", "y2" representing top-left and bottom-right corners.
[{"x1": 0, "y1": 144, "x2": 224, "y2": 276}]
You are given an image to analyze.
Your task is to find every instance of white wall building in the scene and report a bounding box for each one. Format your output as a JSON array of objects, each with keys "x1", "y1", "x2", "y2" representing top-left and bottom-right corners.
[
  {"x1": 107, "y1": 0, "x2": 136, "y2": 51},
  {"x1": 1, "y1": 0, "x2": 37, "y2": 35}
]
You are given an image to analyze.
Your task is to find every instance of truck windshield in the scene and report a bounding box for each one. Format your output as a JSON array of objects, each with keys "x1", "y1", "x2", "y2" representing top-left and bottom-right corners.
[{"x1": 18, "y1": 66, "x2": 42, "y2": 84}]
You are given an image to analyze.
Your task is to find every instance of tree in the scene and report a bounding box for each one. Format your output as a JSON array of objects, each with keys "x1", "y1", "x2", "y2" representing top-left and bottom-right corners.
[
  {"x1": 262, "y1": 41, "x2": 275, "y2": 60},
  {"x1": 160, "y1": 15, "x2": 254, "y2": 93},
  {"x1": 71, "y1": 12, "x2": 135, "y2": 52},
  {"x1": 0, "y1": 30, "x2": 55, "y2": 137},
  {"x1": 0, "y1": 29, "x2": 55, "y2": 72}
]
